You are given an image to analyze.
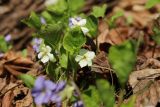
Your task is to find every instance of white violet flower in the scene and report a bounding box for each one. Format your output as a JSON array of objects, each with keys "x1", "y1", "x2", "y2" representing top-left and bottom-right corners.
[
  {"x1": 69, "y1": 17, "x2": 89, "y2": 35},
  {"x1": 45, "y1": 0, "x2": 58, "y2": 6},
  {"x1": 75, "y1": 49, "x2": 95, "y2": 68},
  {"x1": 38, "y1": 44, "x2": 55, "y2": 63}
]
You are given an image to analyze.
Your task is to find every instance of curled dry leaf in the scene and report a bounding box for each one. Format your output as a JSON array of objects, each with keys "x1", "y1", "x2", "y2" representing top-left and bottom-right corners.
[
  {"x1": 129, "y1": 69, "x2": 160, "y2": 107},
  {"x1": 129, "y1": 69, "x2": 160, "y2": 93},
  {"x1": 13, "y1": 86, "x2": 33, "y2": 107},
  {"x1": 2, "y1": 91, "x2": 14, "y2": 107},
  {"x1": 91, "y1": 52, "x2": 111, "y2": 73},
  {"x1": 0, "y1": 51, "x2": 33, "y2": 77},
  {"x1": 135, "y1": 80, "x2": 160, "y2": 107}
]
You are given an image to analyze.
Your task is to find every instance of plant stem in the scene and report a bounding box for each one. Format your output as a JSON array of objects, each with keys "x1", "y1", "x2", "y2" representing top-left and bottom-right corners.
[{"x1": 117, "y1": 89, "x2": 125, "y2": 107}]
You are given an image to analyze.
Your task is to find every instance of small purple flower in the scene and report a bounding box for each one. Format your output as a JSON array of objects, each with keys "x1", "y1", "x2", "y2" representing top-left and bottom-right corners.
[
  {"x1": 55, "y1": 81, "x2": 66, "y2": 92},
  {"x1": 68, "y1": 17, "x2": 89, "y2": 35},
  {"x1": 31, "y1": 76, "x2": 66, "y2": 106},
  {"x1": 40, "y1": 17, "x2": 46, "y2": 24},
  {"x1": 0, "y1": 52, "x2": 4, "y2": 58},
  {"x1": 69, "y1": 17, "x2": 82, "y2": 28},
  {"x1": 73, "y1": 101, "x2": 84, "y2": 107},
  {"x1": 32, "y1": 38, "x2": 42, "y2": 53},
  {"x1": 5, "y1": 34, "x2": 11, "y2": 42}
]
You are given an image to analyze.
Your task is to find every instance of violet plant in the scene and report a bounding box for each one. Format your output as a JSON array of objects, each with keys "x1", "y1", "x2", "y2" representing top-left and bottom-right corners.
[
  {"x1": 19, "y1": 0, "x2": 137, "y2": 107},
  {"x1": 0, "y1": 34, "x2": 12, "y2": 55}
]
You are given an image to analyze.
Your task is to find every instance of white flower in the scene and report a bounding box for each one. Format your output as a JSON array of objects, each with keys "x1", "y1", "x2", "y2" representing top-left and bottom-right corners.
[
  {"x1": 75, "y1": 49, "x2": 95, "y2": 68},
  {"x1": 38, "y1": 44, "x2": 55, "y2": 63},
  {"x1": 45, "y1": 0, "x2": 58, "y2": 6},
  {"x1": 69, "y1": 17, "x2": 89, "y2": 35}
]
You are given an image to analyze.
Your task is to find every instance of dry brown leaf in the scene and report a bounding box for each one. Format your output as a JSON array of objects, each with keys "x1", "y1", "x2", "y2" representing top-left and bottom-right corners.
[
  {"x1": 135, "y1": 80, "x2": 160, "y2": 107},
  {"x1": 13, "y1": 86, "x2": 33, "y2": 107},
  {"x1": 129, "y1": 69, "x2": 160, "y2": 107},
  {"x1": 91, "y1": 52, "x2": 111, "y2": 73},
  {"x1": 129, "y1": 69, "x2": 160, "y2": 93},
  {"x1": 0, "y1": 51, "x2": 33, "y2": 76},
  {"x1": 0, "y1": 77, "x2": 7, "y2": 92},
  {"x1": 2, "y1": 91, "x2": 13, "y2": 107}
]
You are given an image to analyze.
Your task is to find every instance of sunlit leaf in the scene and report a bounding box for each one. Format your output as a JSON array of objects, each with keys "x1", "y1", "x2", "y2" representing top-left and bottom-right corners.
[
  {"x1": 18, "y1": 74, "x2": 35, "y2": 88},
  {"x1": 120, "y1": 96, "x2": 136, "y2": 107},
  {"x1": 38, "y1": 23, "x2": 64, "y2": 48},
  {"x1": 47, "y1": 0, "x2": 67, "y2": 15},
  {"x1": 82, "y1": 86, "x2": 101, "y2": 107},
  {"x1": 59, "y1": 48, "x2": 68, "y2": 69},
  {"x1": 145, "y1": 0, "x2": 160, "y2": 9},
  {"x1": 91, "y1": 4, "x2": 107, "y2": 18},
  {"x1": 22, "y1": 12, "x2": 41, "y2": 29},
  {"x1": 108, "y1": 11, "x2": 124, "y2": 28},
  {"x1": 86, "y1": 15, "x2": 98, "y2": 38},
  {"x1": 108, "y1": 40, "x2": 137, "y2": 86},
  {"x1": 152, "y1": 27, "x2": 160, "y2": 45},
  {"x1": 0, "y1": 36, "x2": 9, "y2": 52},
  {"x1": 63, "y1": 27, "x2": 86, "y2": 53},
  {"x1": 96, "y1": 79, "x2": 115, "y2": 107},
  {"x1": 68, "y1": 0, "x2": 85, "y2": 13}
]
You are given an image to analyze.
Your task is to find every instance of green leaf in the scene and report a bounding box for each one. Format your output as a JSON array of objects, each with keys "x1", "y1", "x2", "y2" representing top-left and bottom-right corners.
[
  {"x1": 152, "y1": 27, "x2": 160, "y2": 45},
  {"x1": 59, "y1": 48, "x2": 68, "y2": 69},
  {"x1": 22, "y1": 12, "x2": 41, "y2": 29},
  {"x1": 120, "y1": 96, "x2": 135, "y2": 107},
  {"x1": 38, "y1": 23, "x2": 64, "y2": 48},
  {"x1": 145, "y1": 0, "x2": 160, "y2": 9},
  {"x1": 91, "y1": 4, "x2": 107, "y2": 18},
  {"x1": 63, "y1": 27, "x2": 86, "y2": 53},
  {"x1": 86, "y1": 15, "x2": 98, "y2": 38},
  {"x1": 59, "y1": 85, "x2": 74, "y2": 100},
  {"x1": 108, "y1": 11, "x2": 124, "y2": 28},
  {"x1": 108, "y1": 40, "x2": 137, "y2": 86},
  {"x1": 47, "y1": 0, "x2": 67, "y2": 15},
  {"x1": 41, "y1": 11, "x2": 56, "y2": 24},
  {"x1": 96, "y1": 79, "x2": 115, "y2": 107},
  {"x1": 0, "y1": 36, "x2": 9, "y2": 52},
  {"x1": 46, "y1": 62, "x2": 61, "y2": 81},
  {"x1": 21, "y1": 49, "x2": 27, "y2": 57},
  {"x1": 82, "y1": 86, "x2": 101, "y2": 107},
  {"x1": 18, "y1": 74, "x2": 35, "y2": 88},
  {"x1": 68, "y1": 0, "x2": 85, "y2": 12}
]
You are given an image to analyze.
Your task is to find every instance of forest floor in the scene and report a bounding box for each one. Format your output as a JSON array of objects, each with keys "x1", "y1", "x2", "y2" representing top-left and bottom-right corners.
[{"x1": 0, "y1": 0, "x2": 160, "y2": 107}]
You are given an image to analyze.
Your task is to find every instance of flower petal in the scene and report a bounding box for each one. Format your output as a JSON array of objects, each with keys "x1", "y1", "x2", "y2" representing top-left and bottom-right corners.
[
  {"x1": 47, "y1": 53, "x2": 55, "y2": 61},
  {"x1": 56, "y1": 81, "x2": 66, "y2": 92},
  {"x1": 79, "y1": 49, "x2": 87, "y2": 55},
  {"x1": 81, "y1": 27, "x2": 89, "y2": 35},
  {"x1": 43, "y1": 90, "x2": 52, "y2": 103},
  {"x1": 41, "y1": 55, "x2": 49, "y2": 63},
  {"x1": 34, "y1": 93, "x2": 46, "y2": 105},
  {"x1": 71, "y1": 18, "x2": 78, "y2": 26},
  {"x1": 86, "y1": 51, "x2": 95, "y2": 59},
  {"x1": 34, "y1": 76, "x2": 45, "y2": 90},
  {"x1": 75, "y1": 55, "x2": 83, "y2": 62},
  {"x1": 79, "y1": 59, "x2": 88, "y2": 68},
  {"x1": 78, "y1": 19, "x2": 86, "y2": 26},
  {"x1": 45, "y1": 0, "x2": 58, "y2": 6},
  {"x1": 46, "y1": 45, "x2": 52, "y2": 52},
  {"x1": 50, "y1": 94, "x2": 61, "y2": 102},
  {"x1": 73, "y1": 101, "x2": 84, "y2": 107},
  {"x1": 87, "y1": 60, "x2": 92, "y2": 66},
  {"x1": 44, "y1": 80, "x2": 56, "y2": 90},
  {"x1": 38, "y1": 52, "x2": 43, "y2": 59}
]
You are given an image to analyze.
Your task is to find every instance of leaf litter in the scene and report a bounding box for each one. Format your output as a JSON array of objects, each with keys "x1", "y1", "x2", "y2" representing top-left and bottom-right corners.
[{"x1": 1, "y1": 0, "x2": 160, "y2": 106}]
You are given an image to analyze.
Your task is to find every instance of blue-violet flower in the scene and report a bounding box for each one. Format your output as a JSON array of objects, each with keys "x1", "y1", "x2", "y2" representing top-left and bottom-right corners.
[
  {"x1": 69, "y1": 17, "x2": 89, "y2": 35},
  {"x1": 32, "y1": 76, "x2": 66, "y2": 106}
]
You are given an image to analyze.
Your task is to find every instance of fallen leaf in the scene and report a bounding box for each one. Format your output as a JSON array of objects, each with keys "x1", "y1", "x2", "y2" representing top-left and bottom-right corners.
[
  {"x1": 2, "y1": 91, "x2": 13, "y2": 107},
  {"x1": 129, "y1": 69, "x2": 160, "y2": 93}
]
